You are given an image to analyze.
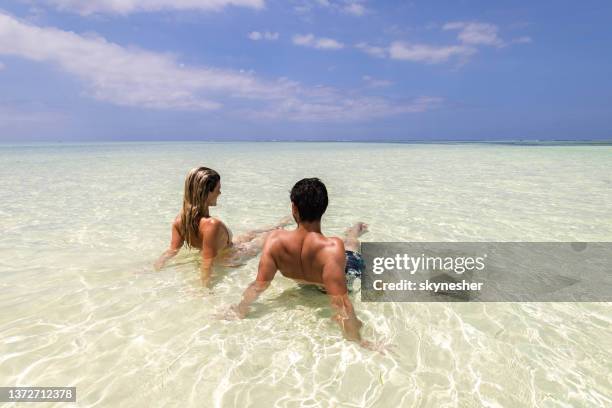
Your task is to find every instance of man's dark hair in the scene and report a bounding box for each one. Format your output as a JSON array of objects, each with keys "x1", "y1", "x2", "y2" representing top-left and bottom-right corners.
[{"x1": 290, "y1": 178, "x2": 328, "y2": 222}]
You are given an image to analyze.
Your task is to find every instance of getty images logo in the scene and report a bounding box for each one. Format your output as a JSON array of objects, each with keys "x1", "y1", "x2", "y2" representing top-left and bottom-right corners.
[{"x1": 372, "y1": 253, "x2": 487, "y2": 275}]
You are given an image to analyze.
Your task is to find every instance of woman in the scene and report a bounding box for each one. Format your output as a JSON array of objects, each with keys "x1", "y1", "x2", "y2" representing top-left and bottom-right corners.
[{"x1": 154, "y1": 166, "x2": 289, "y2": 286}]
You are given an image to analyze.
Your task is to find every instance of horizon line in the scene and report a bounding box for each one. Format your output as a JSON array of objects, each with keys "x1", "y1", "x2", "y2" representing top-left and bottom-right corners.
[{"x1": 1, "y1": 139, "x2": 612, "y2": 147}]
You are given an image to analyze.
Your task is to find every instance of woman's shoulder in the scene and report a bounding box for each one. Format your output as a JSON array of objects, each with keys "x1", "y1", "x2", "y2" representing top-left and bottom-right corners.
[
  {"x1": 198, "y1": 217, "x2": 229, "y2": 241},
  {"x1": 172, "y1": 214, "x2": 182, "y2": 229},
  {"x1": 198, "y1": 216, "x2": 225, "y2": 232},
  {"x1": 199, "y1": 216, "x2": 220, "y2": 226}
]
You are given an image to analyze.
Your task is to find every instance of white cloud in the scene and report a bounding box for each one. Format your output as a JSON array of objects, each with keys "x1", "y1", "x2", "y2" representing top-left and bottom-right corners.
[
  {"x1": 44, "y1": 0, "x2": 265, "y2": 15},
  {"x1": 0, "y1": 13, "x2": 441, "y2": 122},
  {"x1": 358, "y1": 21, "x2": 528, "y2": 65},
  {"x1": 443, "y1": 22, "x2": 504, "y2": 47},
  {"x1": 315, "y1": 37, "x2": 344, "y2": 50},
  {"x1": 389, "y1": 41, "x2": 475, "y2": 64},
  {"x1": 293, "y1": 34, "x2": 314, "y2": 46},
  {"x1": 293, "y1": 34, "x2": 344, "y2": 50},
  {"x1": 0, "y1": 61, "x2": 4, "y2": 70},
  {"x1": 246, "y1": 94, "x2": 444, "y2": 122},
  {"x1": 294, "y1": 0, "x2": 367, "y2": 17},
  {"x1": 344, "y1": 3, "x2": 365, "y2": 16},
  {"x1": 362, "y1": 75, "x2": 392, "y2": 88},
  {"x1": 248, "y1": 31, "x2": 279, "y2": 41},
  {"x1": 355, "y1": 42, "x2": 386, "y2": 58}
]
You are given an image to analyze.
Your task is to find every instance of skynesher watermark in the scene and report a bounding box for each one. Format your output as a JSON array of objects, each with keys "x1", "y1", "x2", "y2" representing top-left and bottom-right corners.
[
  {"x1": 361, "y1": 242, "x2": 612, "y2": 302},
  {"x1": 371, "y1": 278, "x2": 484, "y2": 293}
]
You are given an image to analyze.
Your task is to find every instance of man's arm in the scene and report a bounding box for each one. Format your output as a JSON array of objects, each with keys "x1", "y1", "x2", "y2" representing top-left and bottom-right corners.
[
  {"x1": 154, "y1": 218, "x2": 184, "y2": 270},
  {"x1": 321, "y1": 241, "x2": 364, "y2": 343},
  {"x1": 232, "y1": 233, "x2": 278, "y2": 318}
]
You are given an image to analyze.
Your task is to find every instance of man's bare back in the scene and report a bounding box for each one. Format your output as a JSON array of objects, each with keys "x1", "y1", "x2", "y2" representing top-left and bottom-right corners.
[{"x1": 261, "y1": 228, "x2": 348, "y2": 294}]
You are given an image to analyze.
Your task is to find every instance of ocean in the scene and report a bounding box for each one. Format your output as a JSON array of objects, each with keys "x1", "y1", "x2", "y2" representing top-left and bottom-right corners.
[{"x1": 1, "y1": 142, "x2": 610, "y2": 406}]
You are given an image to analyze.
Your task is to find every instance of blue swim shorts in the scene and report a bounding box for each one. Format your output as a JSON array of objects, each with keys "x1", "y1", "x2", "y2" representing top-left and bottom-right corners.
[{"x1": 344, "y1": 250, "x2": 365, "y2": 292}]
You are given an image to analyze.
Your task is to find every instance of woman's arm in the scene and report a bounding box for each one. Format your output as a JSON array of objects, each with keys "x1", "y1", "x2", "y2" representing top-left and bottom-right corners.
[
  {"x1": 154, "y1": 218, "x2": 184, "y2": 270},
  {"x1": 199, "y1": 219, "x2": 221, "y2": 287}
]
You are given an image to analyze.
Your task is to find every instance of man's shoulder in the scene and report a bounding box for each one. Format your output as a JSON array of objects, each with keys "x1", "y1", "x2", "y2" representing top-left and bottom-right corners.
[
  {"x1": 267, "y1": 228, "x2": 289, "y2": 240},
  {"x1": 323, "y1": 236, "x2": 345, "y2": 256},
  {"x1": 314, "y1": 235, "x2": 342, "y2": 247},
  {"x1": 308, "y1": 234, "x2": 345, "y2": 260},
  {"x1": 263, "y1": 229, "x2": 291, "y2": 250}
]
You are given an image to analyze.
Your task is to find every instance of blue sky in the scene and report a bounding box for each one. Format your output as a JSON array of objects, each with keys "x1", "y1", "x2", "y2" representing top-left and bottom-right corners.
[{"x1": 0, "y1": 0, "x2": 611, "y2": 141}]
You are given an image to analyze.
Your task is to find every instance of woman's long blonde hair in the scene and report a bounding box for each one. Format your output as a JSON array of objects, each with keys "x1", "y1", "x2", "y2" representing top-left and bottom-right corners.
[{"x1": 180, "y1": 166, "x2": 220, "y2": 248}]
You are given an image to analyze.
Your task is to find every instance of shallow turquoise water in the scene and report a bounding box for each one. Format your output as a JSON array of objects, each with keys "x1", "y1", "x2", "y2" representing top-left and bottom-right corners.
[{"x1": 0, "y1": 142, "x2": 611, "y2": 407}]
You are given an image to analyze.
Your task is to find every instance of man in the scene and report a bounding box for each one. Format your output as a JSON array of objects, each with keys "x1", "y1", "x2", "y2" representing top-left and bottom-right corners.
[{"x1": 228, "y1": 178, "x2": 370, "y2": 345}]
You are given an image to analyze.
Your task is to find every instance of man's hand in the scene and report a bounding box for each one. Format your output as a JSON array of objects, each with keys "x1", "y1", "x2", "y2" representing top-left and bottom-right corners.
[
  {"x1": 153, "y1": 258, "x2": 164, "y2": 271},
  {"x1": 359, "y1": 339, "x2": 398, "y2": 355},
  {"x1": 332, "y1": 312, "x2": 363, "y2": 342},
  {"x1": 215, "y1": 304, "x2": 246, "y2": 320},
  {"x1": 219, "y1": 235, "x2": 279, "y2": 319}
]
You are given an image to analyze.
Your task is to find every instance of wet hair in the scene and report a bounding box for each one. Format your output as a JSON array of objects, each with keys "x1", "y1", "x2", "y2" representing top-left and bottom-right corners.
[
  {"x1": 180, "y1": 167, "x2": 220, "y2": 248},
  {"x1": 290, "y1": 178, "x2": 328, "y2": 222}
]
